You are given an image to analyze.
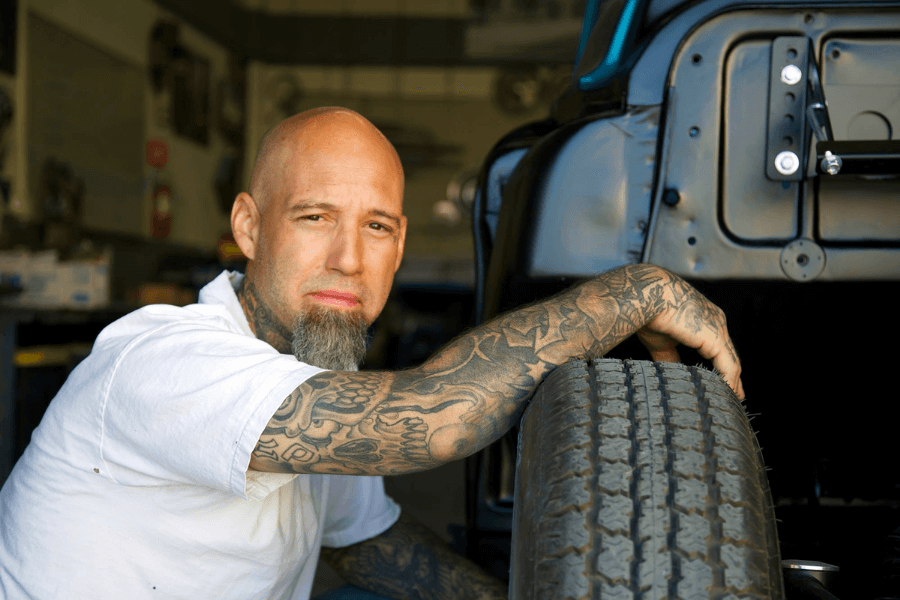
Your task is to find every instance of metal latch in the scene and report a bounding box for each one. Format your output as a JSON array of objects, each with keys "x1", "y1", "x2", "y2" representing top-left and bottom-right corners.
[
  {"x1": 768, "y1": 37, "x2": 900, "y2": 179},
  {"x1": 815, "y1": 140, "x2": 900, "y2": 177},
  {"x1": 766, "y1": 37, "x2": 810, "y2": 180}
]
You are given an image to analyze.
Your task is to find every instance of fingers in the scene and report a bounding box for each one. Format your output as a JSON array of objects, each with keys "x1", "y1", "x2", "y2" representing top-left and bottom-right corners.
[
  {"x1": 672, "y1": 291, "x2": 745, "y2": 400},
  {"x1": 621, "y1": 266, "x2": 745, "y2": 399},
  {"x1": 640, "y1": 297, "x2": 745, "y2": 399},
  {"x1": 643, "y1": 330, "x2": 744, "y2": 399},
  {"x1": 707, "y1": 338, "x2": 744, "y2": 400},
  {"x1": 713, "y1": 358, "x2": 745, "y2": 400},
  {"x1": 636, "y1": 329, "x2": 681, "y2": 364},
  {"x1": 651, "y1": 347, "x2": 681, "y2": 364}
]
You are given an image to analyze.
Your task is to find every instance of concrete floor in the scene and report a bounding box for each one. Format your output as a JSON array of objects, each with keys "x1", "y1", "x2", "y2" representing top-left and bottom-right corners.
[{"x1": 310, "y1": 459, "x2": 468, "y2": 596}]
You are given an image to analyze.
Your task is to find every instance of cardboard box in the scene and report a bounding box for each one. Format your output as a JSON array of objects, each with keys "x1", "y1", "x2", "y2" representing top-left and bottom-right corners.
[
  {"x1": 0, "y1": 250, "x2": 110, "y2": 310},
  {"x1": 0, "y1": 249, "x2": 31, "y2": 293},
  {"x1": 54, "y1": 257, "x2": 111, "y2": 309}
]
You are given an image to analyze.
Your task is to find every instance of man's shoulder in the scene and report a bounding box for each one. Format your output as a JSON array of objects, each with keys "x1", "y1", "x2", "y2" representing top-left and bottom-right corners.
[
  {"x1": 92, "y1": 302, "x2": 247, "y2": 359},
  {"x1": 84, "y1": 271, "x2": 280, "y2": 376}
]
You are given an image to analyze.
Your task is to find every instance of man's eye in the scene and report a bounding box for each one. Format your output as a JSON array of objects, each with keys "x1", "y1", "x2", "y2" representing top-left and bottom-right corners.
[
  {"x1": 369, "y1": 222, "x2": 392, "y2": 233},
  {"x1": 301, "y1": 215, "x2": 322, "y2": 221}
]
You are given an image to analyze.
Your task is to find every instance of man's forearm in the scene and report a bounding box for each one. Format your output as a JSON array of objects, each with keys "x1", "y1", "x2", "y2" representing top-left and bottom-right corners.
[
  {"x1": 251, "y1": 263, "x2": 736, "y2": 475},
  {"x1": 319, "y1": 512, "x2": 507, "y2": 600}
]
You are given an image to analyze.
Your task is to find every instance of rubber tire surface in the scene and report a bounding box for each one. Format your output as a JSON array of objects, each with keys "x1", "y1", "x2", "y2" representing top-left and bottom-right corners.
[{"x1": 510, "y1": 359, "x2": 783, "y2": 600}]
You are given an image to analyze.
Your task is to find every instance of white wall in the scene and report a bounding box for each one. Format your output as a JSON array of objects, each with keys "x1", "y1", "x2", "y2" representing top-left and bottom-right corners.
[{"x1": 4, "y1": 0, "x2": 235, "y2": 250}]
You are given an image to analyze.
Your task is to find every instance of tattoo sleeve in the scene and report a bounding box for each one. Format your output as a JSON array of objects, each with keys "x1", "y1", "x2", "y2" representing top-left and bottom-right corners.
[
  {"x1": 249, "y1": 263, "x2": 736, "y2": 475},
  {"x1": 319, "y1": 512, "x2": 507, "y2": 600}
]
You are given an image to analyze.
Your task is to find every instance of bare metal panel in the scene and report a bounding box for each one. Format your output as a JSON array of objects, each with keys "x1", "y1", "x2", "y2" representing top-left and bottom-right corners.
[
  {"x1": 823, "y1": 38, "x2": 900, "y2": 86},
  {"x1": 527, "y1": 107, "x2": 659, "y2": 277},
  {"x1": 818, "y1": 178, "x2": 900, "y2": 242},
  {"x1": 723, "y1": 40, "x2": 799, "y2": 242},
  {"x1": 646, "y1": 9, "x2": 791, "y2": 279},
  {"x1": 819, "y1": 37, "x2": 900, "y2": 243},
  {"x1": 646, "y1": 8, "x2": 900, "y2": 280}
]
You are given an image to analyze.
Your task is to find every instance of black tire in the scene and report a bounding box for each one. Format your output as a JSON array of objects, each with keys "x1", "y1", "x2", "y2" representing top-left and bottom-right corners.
[{"x1": 510, "y1": 359, "x2": 783, "y2": 600}]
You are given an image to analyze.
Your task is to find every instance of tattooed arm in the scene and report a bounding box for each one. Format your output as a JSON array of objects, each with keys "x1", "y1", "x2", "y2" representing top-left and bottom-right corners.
[
  {"x1": 319, "y1": 512, "x2": 506, "y2": 600},
  {"x1": 249, "y1": 263, "x2": 742, "y2": 476}
]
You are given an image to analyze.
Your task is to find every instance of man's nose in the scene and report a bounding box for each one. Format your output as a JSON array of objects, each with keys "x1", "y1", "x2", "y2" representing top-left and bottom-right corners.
[{"x1": 326, "y1": 225, "x2": 363, "y2": 275}]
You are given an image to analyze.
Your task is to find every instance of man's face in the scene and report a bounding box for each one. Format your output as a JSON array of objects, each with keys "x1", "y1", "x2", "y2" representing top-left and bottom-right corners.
[{"x1": 249, "y1": 126, "x2": 407, "y2": 335}]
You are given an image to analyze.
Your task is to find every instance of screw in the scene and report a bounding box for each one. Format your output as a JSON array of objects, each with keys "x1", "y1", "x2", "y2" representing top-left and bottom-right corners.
[
  {"x1": 781, "y1": 64, "x2": 802, "y2": 85},
  {"x1": 820, "y1": 150, "x2": 842, "y2": 175},
  {"x1": 775, "y1": 151, "x2": 800, "y2": 176}
]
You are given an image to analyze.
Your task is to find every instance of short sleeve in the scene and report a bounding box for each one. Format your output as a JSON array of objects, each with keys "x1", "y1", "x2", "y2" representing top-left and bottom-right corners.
[
  {"x1": 97, "y1": 305, "x2": 325, "y2": 498},
  {"x1": 321, "y1": 475, "x2": 401, "y2": 548}
]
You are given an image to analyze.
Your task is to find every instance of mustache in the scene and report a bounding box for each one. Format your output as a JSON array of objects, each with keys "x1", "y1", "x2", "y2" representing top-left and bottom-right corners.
[{"x1": 299, "y1": 278, "x2": 364, "y2": 298}]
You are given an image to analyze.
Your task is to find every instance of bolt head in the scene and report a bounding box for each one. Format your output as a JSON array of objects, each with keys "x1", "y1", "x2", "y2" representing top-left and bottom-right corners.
[
  {"x1": 820, "y1": 151, "x2": 843, "y2": 176},
  {"x1": 781, "y1": 64, "x2": 803, "y2": 85},
  {"x1": 775, "y1": 151, "x2": 800, "y2": 175}
]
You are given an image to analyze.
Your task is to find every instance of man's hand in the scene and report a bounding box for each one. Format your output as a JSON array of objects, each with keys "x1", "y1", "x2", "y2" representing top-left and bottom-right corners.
[
  {"x1": 632, "y1": 274, "x2": 744, "y2": 398},
  {"x1": 320, "y1": 512, "x2": 507, "y2": 600},
  {"x1": 250, "y1": 263, "x2": 744, "y2": 476}
]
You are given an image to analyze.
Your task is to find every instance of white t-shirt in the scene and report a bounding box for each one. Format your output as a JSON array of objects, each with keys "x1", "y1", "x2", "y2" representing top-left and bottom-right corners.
[{"x1": 0, "y1": 271, "x2": 400, "y2": 599}]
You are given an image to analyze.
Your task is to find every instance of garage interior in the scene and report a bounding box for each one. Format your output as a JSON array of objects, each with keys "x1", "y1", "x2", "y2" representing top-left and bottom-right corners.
[
  {"x1": 0, "y1": 0, "x2": 580, "y2": 595},
  {"x1": 1, "y1": 1, "x2": 899, "y2": 598}
]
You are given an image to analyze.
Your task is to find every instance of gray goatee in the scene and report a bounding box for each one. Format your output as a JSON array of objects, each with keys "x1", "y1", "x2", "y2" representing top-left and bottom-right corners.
[{"x1": 291, "y1": 306, "x2": 369, "y2": 370}]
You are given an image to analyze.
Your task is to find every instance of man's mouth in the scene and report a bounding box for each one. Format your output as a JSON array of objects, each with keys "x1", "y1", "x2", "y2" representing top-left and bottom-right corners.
[{"x1": 308, "y1": 290, "x2": 361, "y2": 308}]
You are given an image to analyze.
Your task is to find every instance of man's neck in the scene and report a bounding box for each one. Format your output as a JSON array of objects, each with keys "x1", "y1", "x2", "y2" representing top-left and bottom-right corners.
[{"x1": 236, "y1": 276, "x2": 294, "y2": 354}]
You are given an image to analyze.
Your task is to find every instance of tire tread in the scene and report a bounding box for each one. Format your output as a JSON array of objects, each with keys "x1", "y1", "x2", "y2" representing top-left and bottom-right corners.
[{"x1": 510, "y1": 359, "x2": 784, "y2": 600}]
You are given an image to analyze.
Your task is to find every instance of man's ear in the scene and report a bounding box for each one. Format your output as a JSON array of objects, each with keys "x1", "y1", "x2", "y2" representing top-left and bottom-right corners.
[
  {"x1": 231, "y1": 192, "x2": 259, "y2": 261},
  {"x1": 394, "y1": 215, "x2": 408, "y2": 273}
]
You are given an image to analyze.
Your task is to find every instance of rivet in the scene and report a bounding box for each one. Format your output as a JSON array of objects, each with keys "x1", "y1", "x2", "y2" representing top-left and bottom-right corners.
[{"x1": 663, "y1": 189, "x2": 681, "y2": 206}]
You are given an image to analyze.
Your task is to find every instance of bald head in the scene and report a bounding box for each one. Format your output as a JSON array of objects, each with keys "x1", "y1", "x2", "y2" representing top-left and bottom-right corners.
[
  {"x1": 248, "y1": 107, "x2": 404, "y2": 214},
  {"x1": 230, "y1": 107, "x2": 408, "y2": 338}
]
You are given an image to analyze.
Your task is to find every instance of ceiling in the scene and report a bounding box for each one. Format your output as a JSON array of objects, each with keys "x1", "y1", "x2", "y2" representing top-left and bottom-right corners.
[{"x1": 152, "y1": 0, "x2": 583, "y2": 66}]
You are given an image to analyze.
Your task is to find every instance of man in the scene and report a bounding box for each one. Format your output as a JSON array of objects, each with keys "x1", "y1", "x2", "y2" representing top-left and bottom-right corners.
[{"x1": 0, "y1": 108, "x2": 743, "y2": 600}]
